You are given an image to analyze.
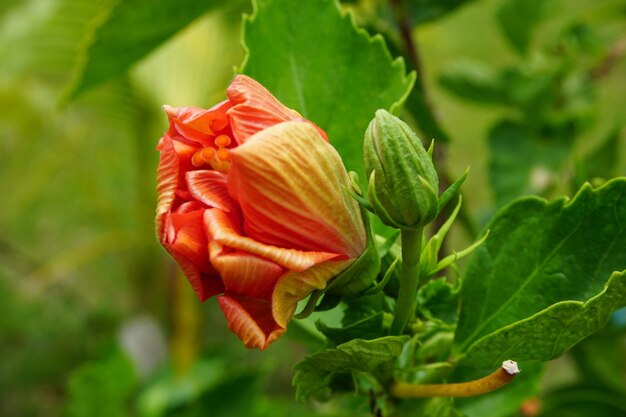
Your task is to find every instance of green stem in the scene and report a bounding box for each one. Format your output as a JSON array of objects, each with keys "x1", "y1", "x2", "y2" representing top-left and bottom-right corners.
[{"x1": 390, "y1": 228, "x2": 423, "y2": 335}]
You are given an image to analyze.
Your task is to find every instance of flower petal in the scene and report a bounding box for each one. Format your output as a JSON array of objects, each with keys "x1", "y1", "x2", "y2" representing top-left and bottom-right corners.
[
  {"x1": 209, "y1": 242, "x2": 284, "y2": 299},
  {"x1": 228, "y1": 121, "x2": 366, "y2": 257},
  {"x1": 156, "y1": 134, "x2": 180, "y2": 240},
  {"x1": 186, "y1": 170, "x2": 236, "y2": 212},
  {"x1": 163, "y1": 208, "x2": 224, "y2": 301},
  {"x1": 271, "y1": 259, "x2": 353, "y2": 328},
  {"x1": 203, "y1": 209, "x2": 340, "y2": 271},
  {"x1": 166, "y1": 209, "x2": 211, "y2": 272},
  {"x1": 164, "y1": 243, "x2": 224, "y2": 301},
  {"x1": 218, "y1": 294, "x2": 285, "y2": 350},
  {"x1": 164, "y1": 101, "x2": 230, "y2": 147},
  {"x1": 226, "y1": 75, "x2": 303, "y2": 144}
]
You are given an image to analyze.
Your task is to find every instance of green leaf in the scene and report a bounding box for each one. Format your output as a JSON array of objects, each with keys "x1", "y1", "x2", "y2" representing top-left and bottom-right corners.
[
  {"x1": 316, "y1": 312, "x2": 385, "y2": 345},
  {"x1": 438, "y1": 61, "x2": 508, "y2": 105},
  {"x1": 407, "y1": 0, "x2": 475, "y2": 26},
  {"x1": 397, "y1": 397, "x2": 465, "y2": 417},
  {"x1": 404, "y1": 82, "x2": 452, "y2": 144},
  {"x1": 438, "y1": 168, "x2": 468, "y2": 210},
  {"x1": 538, "y1": 387, "x2": 626, "y2": 417},
  {"x1": 293, "y1": 336, "x2": 409, "y2": 400},
  {"x1": 497, "y1": 0, "x2": 555, "y2": 54},
  {"x1": 574, "y1": 128, "x2": 623, "y2": 189},
  {"x1": 417, "y1": 278, "x2": 459, "y2": 325},
  {"x1": 64, "y1": 349, "x2": 136, "y2": 417},
  {"x1": 67, "y1": 0, "x2": 244, "y2": 98},
  {"x1": 571, "y1": 326, "x2": 626, "y2": 394},
  {"x1": 241, "y1": 0, "x2": 415, "y2": 179},
  {"x1": 462, "y1": 270, "x2": 626, "y2": 368},
  {"x1": 488, "y1": 121, "x2": 536, "y2": 207},
  {"x1": 455, "y1": 179, "x2": 626, "y2": 368},
  {"x1": 488, "y1": 120, "x2": 572, "y2": 208},
  {"x1": 342, "y1": 292, "x2": 391, "y2": 326}
]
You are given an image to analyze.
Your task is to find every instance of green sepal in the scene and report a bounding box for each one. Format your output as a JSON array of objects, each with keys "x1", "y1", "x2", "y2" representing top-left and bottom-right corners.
[
  {"x1": 367, "y1": 171, "x2": 405, "y2": 229},
  {"x1": 420, "y1": 196, "x2": 463, "y2": 277},
  {"x1": 315, "y1": 312, "x2": 385, "y2": 346},
  {"x1": 438, "y1": 167, "x2": 469, "y2": 211},
  {"x1": 417, "y1": 175, "x2": 440, "y2": 225},
  {"x1": 431, "y1": 231, "x2": 490, "y2": 276},
  {"x1": 314, "y1": 294, "x2": 342, "y2": 312},
  {"x1": 419, "y1": 196, "x2": 488, "y2": 280},
  {"x1": 326, "y1": 206, "x2": 381, "y2": 296},
  {"x1": 294, "y1": 290, "x2": 325, "y2": 319},
  {"x1": 348, "y1": 171, "x2": 363, "y2": 195},
  {"x1": 377, "y1": 230, "x2": 400, "y2": 258},
  {"x1": 347, "y1": 187, "x2": 374, "y2": 213},
  {"x1": 427, "y1": 139, "x2": 435, "y2": 159},
  {"x1": 362, "y1": 257, "x2": 399, "y2": 295},
  {"x1": 346, "y1": 171, "x2": 374, "y2": 212}
]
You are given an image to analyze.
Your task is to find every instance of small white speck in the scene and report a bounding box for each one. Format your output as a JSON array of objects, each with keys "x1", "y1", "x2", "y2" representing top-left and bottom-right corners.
[
  {"x1": 530, "y1": 166, "x2": 551, "y2": 190},
  {"x1": 502, "y1": 360, "x2": 520, "y2": 375}
]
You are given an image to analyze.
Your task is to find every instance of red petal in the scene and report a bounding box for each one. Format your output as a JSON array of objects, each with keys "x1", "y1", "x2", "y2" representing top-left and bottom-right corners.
[
  {"x1": 176, "y1": 200, "x2": 205, "y2": 214},
  {"x1": 204, "y1": 209, "x2": 340, "y2": 272},
  {"x1": 186, "y1": 170, "x2": 236, "y2": 213},
  {"x1": 209, "y1": 244, "x2": 284, "y2": 299},
  {"x1": 226, "y1": 75, "x2": 303, "y2": 144},
  {"x1": 218, "y1": 294, "x2": 284, "y2": 350},
  {"x1": 156, "y1": 134, "x2": 180, "y2": 241},
  {"x1": 164, "y1": 243, "x2": 224, "y2": 301},
  {"x1": 166, "y1": 209, "x2": 211, "y2": 272},
  {"x1": 164, "y1": 102, "x2": 230, "y2": 147},
  {"x1": 163, "y1": 208, "x2": 226, "y2": 301}
]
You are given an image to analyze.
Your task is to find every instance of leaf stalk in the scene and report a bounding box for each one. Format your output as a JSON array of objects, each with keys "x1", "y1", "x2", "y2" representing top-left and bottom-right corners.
[
  {"x1": 391, "y1": 360, "x2": 520, "y2": 398},
  {"x1": 390, "y1": 228, "x2": 423, "y2": 334}
]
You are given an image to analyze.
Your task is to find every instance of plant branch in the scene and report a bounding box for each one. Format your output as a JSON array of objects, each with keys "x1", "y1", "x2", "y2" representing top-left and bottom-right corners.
[
  {"x1": 391, "y1": 360, "x2": 520, "y2": 398},
  {"x1": 590, "y1": 38, "x2": 626, "y2": 80},
  {"x1": 390, "y1": 228, "x2": 423, "y2": 335}
]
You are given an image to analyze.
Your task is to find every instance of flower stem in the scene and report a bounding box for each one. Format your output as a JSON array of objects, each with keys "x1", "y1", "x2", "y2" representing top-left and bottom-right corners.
[
  {"x1": 390, "y1": 228, "x2": 423, "y2": 335},
  {"x1": 391, "y1": 360, "x2": 520, "y2": 398}
]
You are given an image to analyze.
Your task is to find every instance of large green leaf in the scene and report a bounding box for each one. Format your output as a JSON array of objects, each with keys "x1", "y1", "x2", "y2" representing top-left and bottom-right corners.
[
  {"x1": 488, "y1": 120, "x2": 572, "y2": 208},
  {"x1": 497, "y1": 0, "x2": 555, "y2": 54},
  {"x1": 438, "y1": 60, "x2": 508, "y2": 105},
  {"x1": 67, "y1": 0, "x2": 245, "y2": 98},
  {"x1": 241, "y1": 0, "x2": 415, "y2": 178},
  {"x1": 574, "y1": 128, "x2": 623, "y2": 189},
  {"x1": 455, "y1": 178, "x2": 626, "y2": 367},
  {"x1": 293, "y1": 336, "x2": 409, "y2": 400},
  {"x1": 315, "y1": 312, "x2": 385, "y2": 346},
  {"x1": 571, "y1": 325, "x2": 626, "y2": 394},
  {"x1": 408, "y1": 0, "x2": 475, "y2": 27},
  {"x1": 64, "y1": 349, "x2": 136, "y2": 417},
  {"x1": 396, "y1": 398, "x2": 465, "y2": 417}
]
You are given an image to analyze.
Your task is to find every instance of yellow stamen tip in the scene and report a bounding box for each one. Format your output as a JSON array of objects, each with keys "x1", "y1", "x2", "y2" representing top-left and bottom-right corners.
[
  {"x1": 217, "y1": 148, "x2": 230, "y2": 162},
  {"x1": 191, "y1": 151, "x2": 205, "y2": 167},
  {"x1": 215, "y1": 134, "x2": 232, "y2": 147},
  {"x1": 200, "y1": 147, "x2": 216, "y2": 162}
]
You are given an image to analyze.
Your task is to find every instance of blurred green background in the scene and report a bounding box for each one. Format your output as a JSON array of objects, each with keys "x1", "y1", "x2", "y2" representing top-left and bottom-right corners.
[{"x1": 0, "y1": 0, "x2": 624, "y2": 416}]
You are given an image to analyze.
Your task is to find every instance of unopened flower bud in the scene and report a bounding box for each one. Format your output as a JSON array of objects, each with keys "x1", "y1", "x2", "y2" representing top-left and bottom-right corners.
[{"x1": 364, "y1": 110, "x2": 439, "y2": 230}]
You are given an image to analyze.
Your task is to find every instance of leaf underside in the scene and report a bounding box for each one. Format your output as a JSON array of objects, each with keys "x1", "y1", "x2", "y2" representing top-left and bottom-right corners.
[{"x1": 455, "y1": 178, "x2": 626, "y2": 368}]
